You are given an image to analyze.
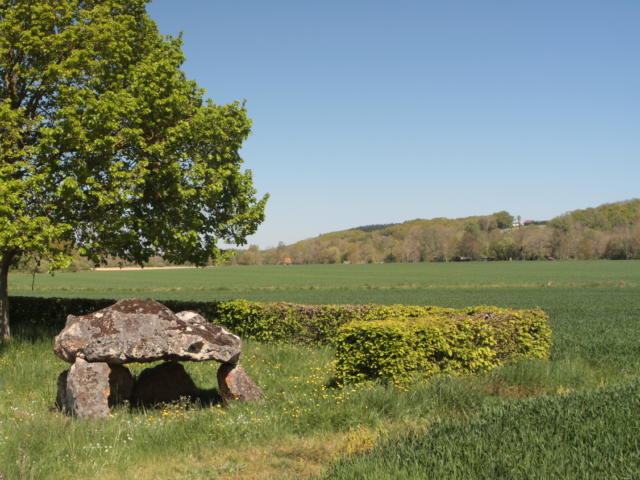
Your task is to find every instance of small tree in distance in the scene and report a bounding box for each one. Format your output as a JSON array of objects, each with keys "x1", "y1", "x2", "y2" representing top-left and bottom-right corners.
[
  {"x1": 493, "y1": 211, "x2": 514, "y2": 229},
  {"x1": 0, "y1": 1, "x2": 268, "y2": 341}
]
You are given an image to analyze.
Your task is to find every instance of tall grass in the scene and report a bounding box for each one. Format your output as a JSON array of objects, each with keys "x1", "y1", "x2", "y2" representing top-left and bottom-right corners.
[
  {"x1": 321, "y1": 379, "x2": 640, "y2": 479},
  {"x1": 1, "y1": 330, "x2": 630, "y2": 479},
  {"x1": 2, "y1": 261, "x2": 640, "y2": 478}
]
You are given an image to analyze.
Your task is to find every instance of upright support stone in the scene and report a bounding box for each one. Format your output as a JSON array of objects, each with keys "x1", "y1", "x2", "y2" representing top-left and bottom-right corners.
[
  {"x1": 59, "y1": 358, "x2": 111, "y2": 419},
  {"x1": 217, "y1": 364, "x2": 263, "y2": 405},
  {"x1": 56, "y1": 360, "x2": 134, "y2": 418}
]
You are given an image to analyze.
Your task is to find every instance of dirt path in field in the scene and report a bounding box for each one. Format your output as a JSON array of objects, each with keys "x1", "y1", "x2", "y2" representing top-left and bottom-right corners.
[{"x1": 93, "y1": 266, "x2": 198, "y2": 271}]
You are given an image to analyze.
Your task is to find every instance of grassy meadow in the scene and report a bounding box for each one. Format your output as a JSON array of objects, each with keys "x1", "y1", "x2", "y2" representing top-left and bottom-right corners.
[{"x1": 2, "y1": 260, "x2": 640, "y2": 479}]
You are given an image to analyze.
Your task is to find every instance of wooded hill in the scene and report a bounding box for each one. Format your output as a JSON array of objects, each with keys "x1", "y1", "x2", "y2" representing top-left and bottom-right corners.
[{"x1": 232, "y1": 199, "x2": 640, "y2": 265}]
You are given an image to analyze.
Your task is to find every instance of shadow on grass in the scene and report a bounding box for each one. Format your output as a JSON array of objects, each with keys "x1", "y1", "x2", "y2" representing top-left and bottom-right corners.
[
  {"x1": 324, "y1": 376, "x2": 343, "y2": 389},
  {"x1": 10, "y1": 324, "x2": 59, "y2": 343},
  {"x1": 196, "y1": 387, "x2": 223, "y2": 407},
  {"x1": 0, "y1": 325, "x2": 57, "y2": 357},
  {"x1": 125, "y1": 388, "x2": 223, "y2": 414}
]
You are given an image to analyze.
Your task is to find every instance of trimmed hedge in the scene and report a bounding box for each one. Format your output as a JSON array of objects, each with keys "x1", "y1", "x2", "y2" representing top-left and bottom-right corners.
[
  {"x1": 335, "y1": 307, "x2": 551, "y2": 384},
  {"x1": 9, "y1": 297, "x2": 551, "y2": 384},
  {"x1": 7, "y1": 296, "x2": 455, "y2": 344},
  {"x1": 214, "y1": 301, "x2": 456, "y2": 344}
]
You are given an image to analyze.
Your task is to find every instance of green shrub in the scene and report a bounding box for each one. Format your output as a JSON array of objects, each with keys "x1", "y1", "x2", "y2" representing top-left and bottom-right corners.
[
  {"x1": 9, "y1": 298, "x2": 550, "y2": 370},
  {"x1": 461, "y1": 306, "x2": 552, "y2": 361},
  {"x1": 334, "y1": 308, "x2": 551, "y2": 384},
  {"x1": 214, "y1": 301, "x2": 459, "y2": 344}
]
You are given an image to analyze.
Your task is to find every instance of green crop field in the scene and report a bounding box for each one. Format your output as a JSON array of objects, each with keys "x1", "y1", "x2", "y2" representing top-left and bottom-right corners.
[
  {"x1": 2, "y1": 260, "x2": 640, "y2": 479},
  {"x1": 9, "y1": 259, "x2": 640, "y2": 301}
]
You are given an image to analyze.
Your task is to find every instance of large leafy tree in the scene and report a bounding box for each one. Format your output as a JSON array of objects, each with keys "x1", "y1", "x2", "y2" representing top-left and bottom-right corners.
[{"x1": 0, "y1": 0, "x2": 267, "y2": 340}]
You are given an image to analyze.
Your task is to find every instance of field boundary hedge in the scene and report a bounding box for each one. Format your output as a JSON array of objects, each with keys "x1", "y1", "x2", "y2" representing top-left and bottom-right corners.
[
  {"x1": 8, "y1": 297, "x2": 551, "y2": 377},
  {"x1": 6, "y1": 296, "x2": 466, "y2": 342}
]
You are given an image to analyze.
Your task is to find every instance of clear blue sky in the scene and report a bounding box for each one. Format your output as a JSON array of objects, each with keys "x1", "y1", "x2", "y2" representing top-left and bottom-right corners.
[{"x1": 147, "y1": 0, "x2": 639, "y2": 248}]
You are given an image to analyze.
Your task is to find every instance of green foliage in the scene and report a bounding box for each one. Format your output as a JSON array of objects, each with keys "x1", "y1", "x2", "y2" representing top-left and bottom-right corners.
[
  {"x1": 246, "y1": 199, "x2": 639, "y2": 265},
  {"x1": 565, "y1": 199, "x2": 640, "y2": 231},
  {"x1": 0, "y1": 0, "x2": 267, "y2": 339},
  {"x1": 0, "y1": 0, "x2": 266, "y2": 266},
  {"x1": 493, "y1": 210, "x2": 514, "y2": 229},
  {"x1": 333, "y1": 318, "x2": 488, "y2": 383},
  {"x1": 488, "y1": 236, "x2": 523, "y2": 260},
  {"x1": 351, "y1": 224, "x2": 398, "y2": 233},
  {"x1": 461, "y1": 305, "x2": 552, "y2": 361},
  {"x1": 8, "y1": 296, "x2": 113, "y2": 333},
  {"x1": 334, "y1": 307, "x2": 550, "y2": 384},
  {"x1": 603, "y1": 236, "x2": 640, "y2": 260},
  {"x1": 456, "y1": 222, "x2": 484, "y2": 259}
]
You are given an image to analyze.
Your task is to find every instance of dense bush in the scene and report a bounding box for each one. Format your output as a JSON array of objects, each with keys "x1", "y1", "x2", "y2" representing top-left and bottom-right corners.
[
  {"x1": 334, "y1": 318, "x2": 496, "y2": 383},
  {"x1": 214, "y1": 301, "x2": 457, "y2": 344},
  {"x1": 335, "y1": 307, "x2": 551, "y2": 384}
]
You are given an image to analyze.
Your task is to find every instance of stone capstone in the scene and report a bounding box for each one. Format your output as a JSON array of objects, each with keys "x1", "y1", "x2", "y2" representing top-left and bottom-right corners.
[
  {"x1": 175, "y1": 310, "x2": 209, "y2": 325},
  {"x1": 131, "y1": 361, "x2": 198, "y2": 406},
  {"x1": 53, "y1": 298, "x2": 241, "y2": 365},
  {"x1": 217, "y1": 363, "x2": 263, "y2": 405}
]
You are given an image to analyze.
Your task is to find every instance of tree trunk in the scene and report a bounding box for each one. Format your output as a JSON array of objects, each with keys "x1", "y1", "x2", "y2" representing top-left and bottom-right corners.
[{"x1": 0, "y1": 252, "x2": 15, "y2": 342}]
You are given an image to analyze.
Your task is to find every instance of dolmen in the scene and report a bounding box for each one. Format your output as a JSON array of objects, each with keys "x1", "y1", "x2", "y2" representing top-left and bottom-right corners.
[{"x1": 53, "y1": 298, "x2": 262, "y2": 419}]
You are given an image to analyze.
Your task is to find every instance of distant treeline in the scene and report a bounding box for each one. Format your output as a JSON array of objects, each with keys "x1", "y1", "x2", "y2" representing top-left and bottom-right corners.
[
  {"x1": 13, "y1": 199, "x2": 640, "y2": 273},
  {"x1": 231, "y1": 199, "x2": 640, "y2": 265}
]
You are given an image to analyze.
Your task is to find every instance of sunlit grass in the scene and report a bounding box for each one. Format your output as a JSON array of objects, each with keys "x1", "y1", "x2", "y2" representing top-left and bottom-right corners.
[
  {"x1": 2, "y1": 260, "x2": 640, "y2": 478},
  {"x1": 1, "y1": 329, "x2": 633, "y2": 479}
]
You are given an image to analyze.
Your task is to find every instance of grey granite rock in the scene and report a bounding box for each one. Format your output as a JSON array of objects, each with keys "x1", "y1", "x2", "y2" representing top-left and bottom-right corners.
[{"x1": 58, "y1": 358, "x2": 111, "y2": 419}]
